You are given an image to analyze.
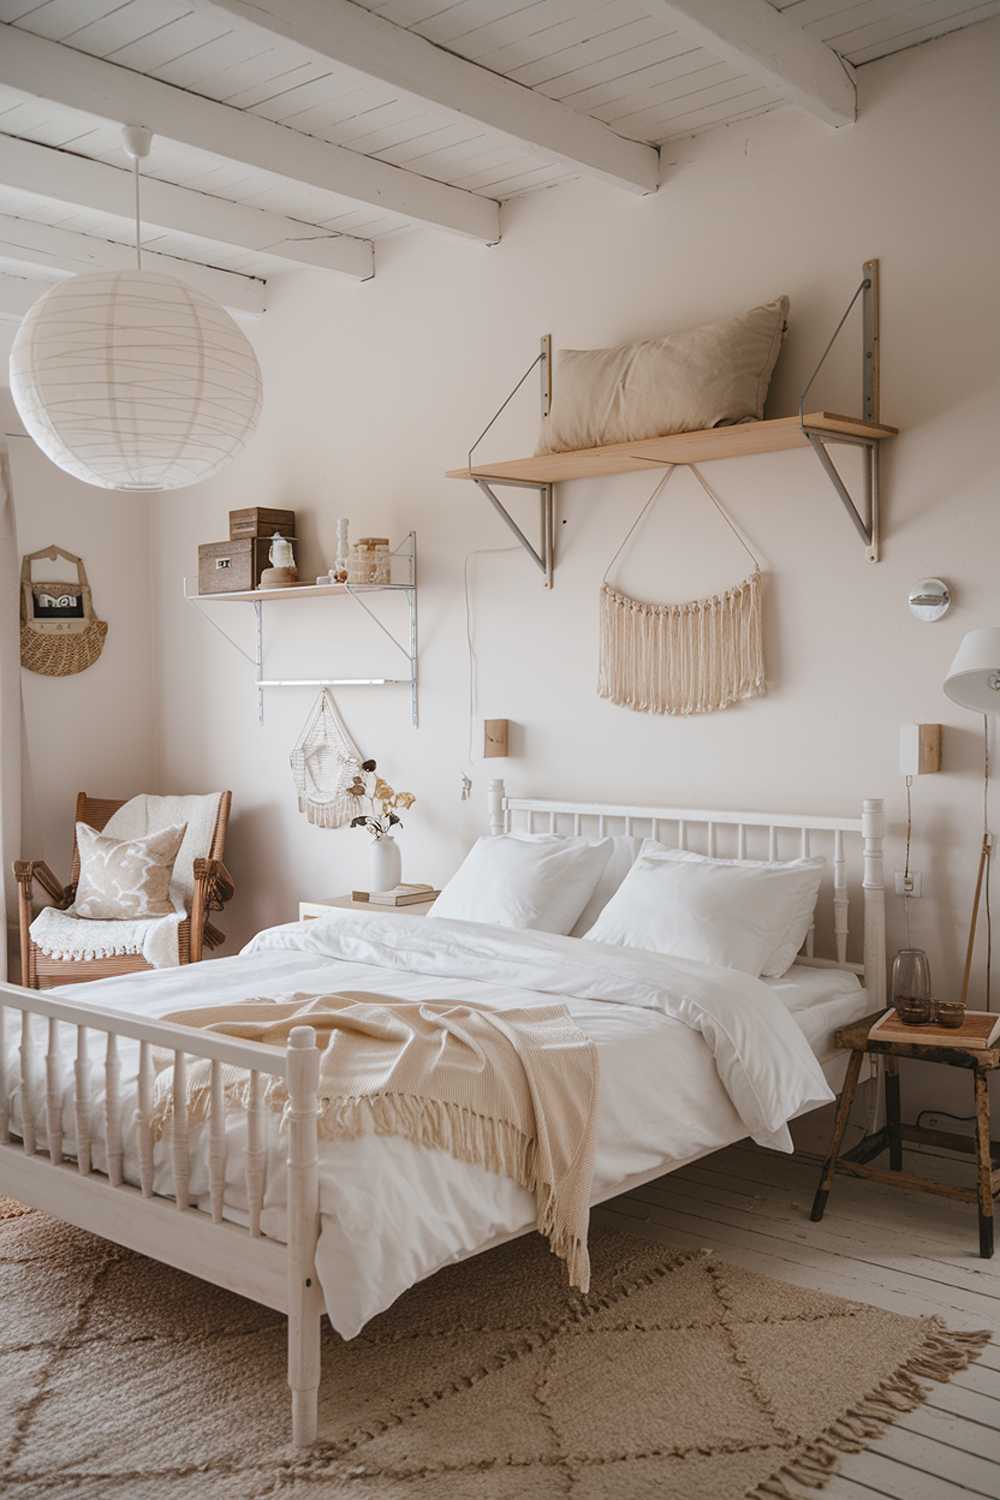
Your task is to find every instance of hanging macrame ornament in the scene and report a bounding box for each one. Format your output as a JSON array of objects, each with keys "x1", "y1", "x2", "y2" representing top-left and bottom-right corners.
[
  {"x1": 598, "y1": 465, "x2": 765, "y2": 716},
  {"x1": 290, "y1": 688, "x2": 365, "y2": 828},
  {"x1": 20, "y1": 545, "x2": 108, "y2": 677}
]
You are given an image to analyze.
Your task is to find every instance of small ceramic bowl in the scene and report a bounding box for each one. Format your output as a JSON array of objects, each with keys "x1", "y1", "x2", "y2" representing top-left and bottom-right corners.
[{"x1": 896, "y1": 995, "x2": 933, "y2": 1025}]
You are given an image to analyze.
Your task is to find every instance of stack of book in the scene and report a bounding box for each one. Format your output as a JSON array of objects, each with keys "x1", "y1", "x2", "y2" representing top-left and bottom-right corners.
[{"x1": 351, "y1": 883, "x2": 440, "y2": 908}]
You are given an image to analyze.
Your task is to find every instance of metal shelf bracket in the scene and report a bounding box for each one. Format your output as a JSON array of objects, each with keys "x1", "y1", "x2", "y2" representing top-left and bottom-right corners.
[
  {"x1": 465, "y1": 335, "x2": 556, "y2": 588},
  {"x1": 800, "y1": 259, "x2": 882, "y2": 562},
  {"x1": 473, "y1": 475, "x2": 555, "y2": 588}
]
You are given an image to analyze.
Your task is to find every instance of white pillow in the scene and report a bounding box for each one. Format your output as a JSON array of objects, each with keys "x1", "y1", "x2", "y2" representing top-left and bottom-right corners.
[
  {"x1": 569, "y1": 835, "x2": 643, "y2": 937},
  {"x1": 430, "y1": 834, "x2": 613, "y2": 934},
  {"x1": 584, "y1": 843, "x2": 825, "y2": 978}
]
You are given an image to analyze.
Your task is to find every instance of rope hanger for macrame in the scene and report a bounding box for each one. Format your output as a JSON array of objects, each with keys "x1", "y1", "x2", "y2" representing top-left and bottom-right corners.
[
  {"x1": 602, "y1": 462, "x2": 760, "y2": 585},
  {"x1": 598, "y1": 462, "x2": 766, "y2": 718}
]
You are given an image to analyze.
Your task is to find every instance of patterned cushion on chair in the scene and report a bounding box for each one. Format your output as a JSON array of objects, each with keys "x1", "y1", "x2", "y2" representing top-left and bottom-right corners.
[{"x1": 74, "y1": 822, "x2": 188, "y2": 919}]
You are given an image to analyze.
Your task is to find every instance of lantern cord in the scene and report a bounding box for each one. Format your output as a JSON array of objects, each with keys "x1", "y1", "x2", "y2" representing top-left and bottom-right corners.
[{"x1": 133, "y1": 154, "x2": 142, "y2": 271}]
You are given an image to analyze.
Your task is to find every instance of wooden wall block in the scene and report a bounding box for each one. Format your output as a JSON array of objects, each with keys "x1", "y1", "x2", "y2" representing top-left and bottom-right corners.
[
  {"x1": 483, "y1": 720, "x2": 510, "y2": 759},
  {"x1": 899, "y1": 723, "x2": 942, "y2": 776}
]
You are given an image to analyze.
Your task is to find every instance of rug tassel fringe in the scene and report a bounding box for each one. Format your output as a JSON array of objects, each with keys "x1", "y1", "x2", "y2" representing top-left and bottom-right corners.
[{"x1": 749, "y1": 1321, "x2": 991, "y2": 1499}]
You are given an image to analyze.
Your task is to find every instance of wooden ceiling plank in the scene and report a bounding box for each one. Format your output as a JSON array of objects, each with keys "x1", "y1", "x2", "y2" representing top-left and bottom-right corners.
[
  {"x1": 640, "y1": 0, "x2": 857, "y2": 126},
  {"x1": 0, "y1": 133, "x2": 374, "y2": 277},
  {"x1": 196, "y1": 0, "x2": 661, "y2": 193},
  {"x1": 0, "y1": 21, "x2": 501, "y2": 240},
  {"x1": 0, "y1": 210, "x2": 265, "y2": 312}
]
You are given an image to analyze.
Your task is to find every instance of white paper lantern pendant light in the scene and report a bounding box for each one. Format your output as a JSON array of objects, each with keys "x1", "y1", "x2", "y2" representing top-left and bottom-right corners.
[{"x1": 9, "y1": 126, "x2": 262, "y2": 491}]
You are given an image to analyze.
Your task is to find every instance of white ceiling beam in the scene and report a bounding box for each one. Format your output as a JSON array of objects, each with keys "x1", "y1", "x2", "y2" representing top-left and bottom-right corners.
[
  {"x1": 641, "y1": 0, "x2": 856, "y2": 127},
  {"x1": 0, "y1": 23, "x2": 498, "y2": 242},
  {"x1": 199, "y1": 0, "x2": 661, "y2": 195},
  {"x1": 0, "y1": 134, "x2": 372, "y2": 280},
  {"x1": 0, "y1": 213, "x2": 265, "y2": 315}
]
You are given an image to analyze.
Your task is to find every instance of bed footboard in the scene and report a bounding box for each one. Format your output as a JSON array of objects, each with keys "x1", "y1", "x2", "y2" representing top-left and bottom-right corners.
[{"x1": 0, "y1": 981, "x2": 324, "y2": 1448}]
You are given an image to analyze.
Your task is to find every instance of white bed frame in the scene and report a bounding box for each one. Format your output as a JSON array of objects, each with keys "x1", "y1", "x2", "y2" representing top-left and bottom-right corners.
[{"x1": 0, "y1": 782, "x2": 885, "y2": 1448}]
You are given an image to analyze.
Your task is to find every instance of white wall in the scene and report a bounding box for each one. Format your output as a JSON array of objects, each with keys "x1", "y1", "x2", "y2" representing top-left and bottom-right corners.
[{"x1": 1, "y1": 389, "x2": 157, "y2": 909}]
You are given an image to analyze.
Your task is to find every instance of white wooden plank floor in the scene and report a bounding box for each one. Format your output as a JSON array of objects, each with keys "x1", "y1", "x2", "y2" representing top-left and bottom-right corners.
[{"x1": 597, "y1": 1141, "x2": 1000, "y2": 1500}]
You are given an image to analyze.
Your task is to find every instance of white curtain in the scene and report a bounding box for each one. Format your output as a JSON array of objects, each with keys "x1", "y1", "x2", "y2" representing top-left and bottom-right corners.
[{"x1": 0, "y1": 449, "x2": 20, "y2": 981}]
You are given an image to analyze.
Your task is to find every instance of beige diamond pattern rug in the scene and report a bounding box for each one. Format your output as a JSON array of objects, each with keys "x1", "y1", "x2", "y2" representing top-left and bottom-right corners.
[{"x1": 0, "y1": 1196, "x2": 987, "y2": 1499}]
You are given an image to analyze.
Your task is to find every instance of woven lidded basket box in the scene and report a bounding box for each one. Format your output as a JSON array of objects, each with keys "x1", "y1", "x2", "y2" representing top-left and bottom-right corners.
[
  {"x1": 198, "y1": 537, "x2": 272, "y2": 594},
  {"x1": 229, "y1": 507, "x2": 296, "y2": 540}
]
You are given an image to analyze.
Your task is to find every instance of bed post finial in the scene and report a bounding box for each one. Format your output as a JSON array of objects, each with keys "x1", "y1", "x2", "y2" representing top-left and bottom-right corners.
[
  {"x1": 862, "y1": 799, "x2": 887, "y2": 1010},
  {"x1": 489, "y1": 779, "x2": 506, "y2": 836},
  {"x1": 286, "y1": 1024, "x2": 322, "y2": 1448}
]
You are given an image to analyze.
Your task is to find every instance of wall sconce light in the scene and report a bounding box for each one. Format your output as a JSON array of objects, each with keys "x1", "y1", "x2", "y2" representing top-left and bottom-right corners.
[
  {"x1": 483, "y1": 720, "x2": 510, "y2": 759},
  {"x1": 899, "y1": 724, "x2": 942, "y2": 777}
]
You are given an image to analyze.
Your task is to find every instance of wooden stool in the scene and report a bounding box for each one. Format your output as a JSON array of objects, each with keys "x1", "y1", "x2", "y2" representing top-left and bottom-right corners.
[{"x1": 811, "y1": 1010, "x2": 1000, "y2": 1258}]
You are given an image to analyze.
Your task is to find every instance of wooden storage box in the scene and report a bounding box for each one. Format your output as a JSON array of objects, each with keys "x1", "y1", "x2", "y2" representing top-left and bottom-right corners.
[
  {"x1": 229, "y1": 507, "x2": 296, "y2": 541},
  {"x1": 198, "y1": 537, "x2": 272, "y2": 594}
]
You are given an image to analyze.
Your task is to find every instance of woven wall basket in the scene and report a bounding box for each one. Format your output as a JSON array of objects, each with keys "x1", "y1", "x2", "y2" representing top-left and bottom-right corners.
[{"x1": 20, "y1": 545, "x2": 108, "y2": 678}]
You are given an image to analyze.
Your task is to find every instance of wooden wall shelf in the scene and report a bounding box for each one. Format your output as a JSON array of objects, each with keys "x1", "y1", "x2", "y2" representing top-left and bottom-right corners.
[
  {"x1": 447, "y1": 411, "x2": 897, "y2": 486},
  {"x1": 185, "y1": 533, "x2": 419, "y2": 725},
  {"x1": 185, "y1": 580, "x2": 412, "y2": 605},
  {"x1": 449, "y1": 261, "x2": 895, "y2": 583}
]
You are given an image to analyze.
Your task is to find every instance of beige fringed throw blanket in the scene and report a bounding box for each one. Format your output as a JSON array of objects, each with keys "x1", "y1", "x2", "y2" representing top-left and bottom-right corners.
[{"x1": 155, "y1": 992, "x2": 599, "y2": 1290}]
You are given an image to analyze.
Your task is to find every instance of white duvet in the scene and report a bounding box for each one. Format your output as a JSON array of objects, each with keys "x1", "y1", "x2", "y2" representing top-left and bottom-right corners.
[{"x1": 3, "y1": 912, "x2": 834, "y2": 1336}]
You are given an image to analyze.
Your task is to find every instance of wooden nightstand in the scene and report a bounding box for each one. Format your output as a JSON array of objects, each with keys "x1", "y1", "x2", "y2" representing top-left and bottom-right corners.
[
  {"x1": 299, "y1": 896, "x2": 437, "y2": 921},
  {"x1": 811, "y1": 1009, "x2": 1000, "y2": 1258}
]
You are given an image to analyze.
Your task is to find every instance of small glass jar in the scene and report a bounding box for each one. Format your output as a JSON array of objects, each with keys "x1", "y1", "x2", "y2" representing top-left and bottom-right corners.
[
  {"x1": 349, "y1": 537, "x2": 390, "y2": 585},
  {"x1": 891, "y1": 947, "x2": 933, "y2": 1025},
  {"x1": 935, "y1": 999, "x2": 966, "y2": 1029}
]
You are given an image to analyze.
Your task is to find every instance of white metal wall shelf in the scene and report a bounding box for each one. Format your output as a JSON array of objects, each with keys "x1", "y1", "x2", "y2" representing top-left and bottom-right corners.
[
  {"x1": 448, "y1": 261, "x2": 896, "y2": 580},
  {"x1": 184, "y1": 531, "x2": 418, "y2": 725}
]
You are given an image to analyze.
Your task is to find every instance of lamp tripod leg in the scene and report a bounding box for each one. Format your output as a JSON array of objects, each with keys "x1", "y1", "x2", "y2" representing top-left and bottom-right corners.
[{"x1": 961, "y1": 835, "x2": 993, "y2": 1008}]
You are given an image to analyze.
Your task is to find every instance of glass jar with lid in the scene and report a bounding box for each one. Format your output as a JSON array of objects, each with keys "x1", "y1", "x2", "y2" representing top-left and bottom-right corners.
[{"x1": 891, "y1": 947, "x2": 934, "y2": 1025}]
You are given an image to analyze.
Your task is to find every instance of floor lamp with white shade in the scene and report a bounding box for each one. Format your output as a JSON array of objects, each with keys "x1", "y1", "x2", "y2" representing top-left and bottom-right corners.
[{"x1": 943, "y1": 628, "x2": 1000, "y2": 1007}]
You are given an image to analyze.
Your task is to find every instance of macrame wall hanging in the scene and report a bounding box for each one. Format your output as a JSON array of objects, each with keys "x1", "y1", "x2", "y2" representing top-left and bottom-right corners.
[
  {"x1": 599, "y1": 464, "x2": 765, "y2": 717},
  {"x1": 289, "y1": 688, "x2": 365, "y2": 828}
]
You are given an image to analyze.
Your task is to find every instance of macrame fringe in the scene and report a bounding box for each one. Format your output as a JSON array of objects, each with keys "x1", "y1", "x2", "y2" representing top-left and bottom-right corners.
[
  {"x1": 150, "y1": 1080, "x2": 590, "y2": 1292},
  {"x1": 599, "y1": 568, "x2": 765, "y2": 716},
  {"x1": 748, "y1": 1322, "x2": 990, "y2": 1500},
  {"x1": 296, "y1": 793, "x2": 363, "y2": 829}
]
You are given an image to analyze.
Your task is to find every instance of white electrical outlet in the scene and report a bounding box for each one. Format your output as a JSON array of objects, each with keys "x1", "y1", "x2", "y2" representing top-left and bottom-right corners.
[
  {"x1": 895, "y1": 871, "x2": 924, "y2": 897},
  {"x1": 922, "y1": 1113, "x2": 975, "y2": 1138}
]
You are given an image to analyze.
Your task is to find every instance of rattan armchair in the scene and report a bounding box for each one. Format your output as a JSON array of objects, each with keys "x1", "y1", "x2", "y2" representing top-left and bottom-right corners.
[{"x1": 14, "y1": 791, "x2": 235, "y2": 989}]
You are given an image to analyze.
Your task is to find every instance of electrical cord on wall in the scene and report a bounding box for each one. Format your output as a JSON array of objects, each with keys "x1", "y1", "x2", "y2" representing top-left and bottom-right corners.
[
  {"x1": 464, "y1": 546, "x2": 519, "y2": 770},
  {"x1": 903, "y1": 772, "x2": 914, "y2": 949}
]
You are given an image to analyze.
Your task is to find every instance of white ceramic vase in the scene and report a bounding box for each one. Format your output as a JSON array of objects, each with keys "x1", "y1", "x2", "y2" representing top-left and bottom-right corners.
[{"x1": 370, "y1": 834, "x2": 401, "y2": 892}]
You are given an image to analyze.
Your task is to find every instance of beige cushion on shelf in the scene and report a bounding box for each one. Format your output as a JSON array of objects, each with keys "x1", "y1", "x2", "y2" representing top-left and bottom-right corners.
[
  {"x1": 538, "y1": 295, "x2": 789, "y2": 454},
  {"x1": 74, "y1": 821, "x2": 188, "y2": 919}
]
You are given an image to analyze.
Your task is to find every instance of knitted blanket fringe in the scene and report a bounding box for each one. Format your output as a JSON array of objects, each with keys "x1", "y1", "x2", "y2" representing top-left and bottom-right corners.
[
  {"x1": 599, "y1": 567, "x2": 765, "y2": 716},
  {"x1": 749, "y1": 1321, "x2": 990, "y2": 1499},
  {"x1": 152, "y1": 1078, "x2": 589, "y2": 1289}
]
